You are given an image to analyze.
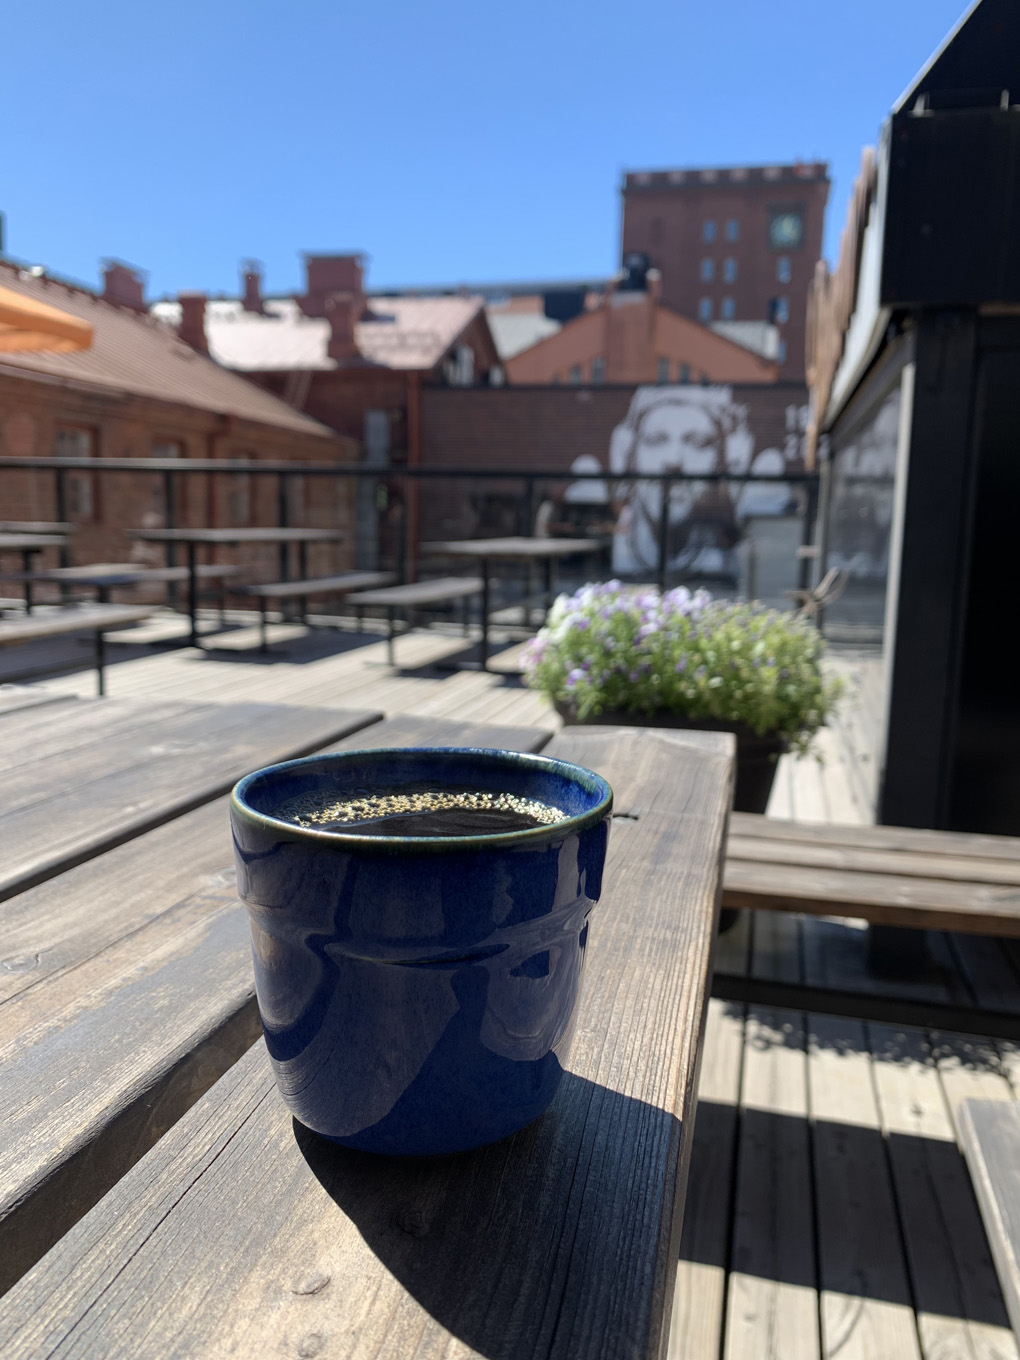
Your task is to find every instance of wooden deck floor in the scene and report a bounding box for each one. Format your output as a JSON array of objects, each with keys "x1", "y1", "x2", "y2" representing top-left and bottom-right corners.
[
  {"x1": 7, "y1": 614, "x2": 1020, "y2": 1356},
  {"x1": 670, "y1": 999, "x2": 1020, "y2": 1360}
]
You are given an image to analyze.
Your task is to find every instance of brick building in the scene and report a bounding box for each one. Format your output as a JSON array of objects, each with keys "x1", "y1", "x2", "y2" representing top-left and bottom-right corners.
[
  {"x1": 621, "y1": 162, "x2": 830, "y2": 379},
  {"x1": 0, "y1": 260, "x2": 354, "y2": 577},
  {"x1": 416, "y1": 381, "x2": 810, "y2": 551},
  {"x1": 154, "y1": 254, "x2": 502, "y2": 466},
  {"x1": 504, "y1": 260, "x2": 779, "y2": 386}
]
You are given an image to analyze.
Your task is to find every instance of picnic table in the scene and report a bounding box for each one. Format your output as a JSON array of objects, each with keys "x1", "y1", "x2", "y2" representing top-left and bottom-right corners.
[
  {"x1": 0, "y1": 703, "x2": 733, "y2": 1359},
  {"x1": 0, "y1": 534, "x2": 69, "y2": 613},
  {"x1": 422, "y1": 536, "x2": 602, "y2": 667},
  {"x1": 134, "y1": 527, "x2": 345, "y2": 646}
]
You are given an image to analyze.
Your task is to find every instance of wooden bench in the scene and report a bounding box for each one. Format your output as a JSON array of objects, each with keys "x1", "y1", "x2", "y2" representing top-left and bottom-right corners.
[
  {"x1": 959, "y1": 1099, "x2": 1020, "y2": 1343},
  {"x1": 722, "y1": 812, "x2": 1020, "y2": 937},
  {"x1": 0, "y1": 604, "x2": 152, "y2": 695},
  {"x1": 346, "y1": 575, "x2": 484, "y2": 665},
  {"x1": 238, "y1": 571, "x2": 395, "y2": 651}
]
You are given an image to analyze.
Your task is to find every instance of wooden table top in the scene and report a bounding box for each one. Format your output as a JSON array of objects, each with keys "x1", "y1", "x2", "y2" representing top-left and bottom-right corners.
[
  {"x1": 0, "y1": 522, "x2": 73, "y2": 536},
  {"x1": 135, "y1": 527, "x2": 345, "y2": 545},
  {"x1": 30, "y1": 563, "x2": 240, "y2": 585},
  {"x1": 0, "y1": 706, "x2": 733, "y2": 1359},
  {"x1": 423, "y1": 535, "x2": 603, "y2": 559},
  {"x1": 0, "y1": 534, "x2": 67, "y2": 551}
]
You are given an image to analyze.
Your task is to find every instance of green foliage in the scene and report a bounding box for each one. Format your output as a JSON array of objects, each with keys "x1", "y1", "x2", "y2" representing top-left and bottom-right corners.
[{"x1": 521, "y1": 582, "x2": 843, "y2": 756}]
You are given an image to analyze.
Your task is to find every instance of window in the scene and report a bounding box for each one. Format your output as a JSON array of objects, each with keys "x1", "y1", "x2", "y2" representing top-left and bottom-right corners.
[
  {"x1": 702, "y1": 219, "x2": 716, "y2": 243},
  {"x1": 53, "y1": 426, "x2": 96, "y2": 519},
  {"x1": 679, "y1": 363, "x2": 691, "y2": 384},
  {"x1": 226, "y1": 472, "x2": 253, "y2": 526},
  {"x1": 568, "y1": 364, "x2": 582, "y2": 386},
  {"x1": 150, "y1": 441, "x2": 184, "y2": 526},
  {"x1": 698, "y1": 298, "x2": 713, "y2": 322},
  {"x1": 777, "y1": 256, "x2": 792, "y2": 283},
  {"x1": 774, "y1": 296, "x2": 790, "y2": 324},
  {"x1": 721, "y1": 297, "x2": 736, "y2": 320},
  {"x1": 656, "y1": 356, "x2": 670, "y2": 384},
  {"x1": 590, "y1": 356, "x2": 605, "y2": 385},
  {"x1": 700, "y1": 258, "x2": 715, "y2": 282},
  {"x1": 723, "y1": 257, "x2": 737, "y2": 283},
  {"x1": 777, "y1": 338, "x2": 788, "y2": 363},
  {"x1": 725, "y1": 218, "x2": 740, "y2": 241}
]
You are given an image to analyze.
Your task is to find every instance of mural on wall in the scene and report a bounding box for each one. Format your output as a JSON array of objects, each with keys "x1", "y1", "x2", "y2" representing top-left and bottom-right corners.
[
  {"x1": 606, "y1": 385, "x2": 808, "y2": 576},
  {"x1": 826, "y1": 384, "x2": 900, "y2": 582}
]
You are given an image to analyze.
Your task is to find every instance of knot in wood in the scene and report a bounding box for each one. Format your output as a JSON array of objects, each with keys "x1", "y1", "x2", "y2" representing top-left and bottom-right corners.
[
  {"x1": 395, "y1": 1205, "x2": 429, "y2": 1237},
  {"x1": 1, "y1": 953, "x2": 41, "y2": 973},
  {"x1": 290, "y1": 1271, "x2": 331, "y2": 1296},
  {"x1": 297, "y1": 1333, "x2": 326, "y2": 1358}
]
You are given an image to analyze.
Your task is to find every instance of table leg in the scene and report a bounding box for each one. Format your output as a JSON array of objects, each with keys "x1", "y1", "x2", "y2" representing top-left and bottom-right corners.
[
  {"x1": 21, "y1": 551, "x2": 33, "y2": 613},
  {"x1": 188, "y1": 542, "x2": 199, "y2": 647},
  {"x1": 260, "y1": 606, "x2": 268, "y2": 654},
  {"x1": 95, "y1": 630, "x2": 106, "y2": 696},
  {"x1": 480, "y1": 560, "x2": 491, "y2": 671},
  {"x1": 543, "y1": 556, "x2": 554, "y2": 622}
]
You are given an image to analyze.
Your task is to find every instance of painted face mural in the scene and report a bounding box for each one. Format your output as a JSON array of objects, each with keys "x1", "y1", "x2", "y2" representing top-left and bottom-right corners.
[{"x1": 608, "y1": 386, "x2": 757, "y2": 575}]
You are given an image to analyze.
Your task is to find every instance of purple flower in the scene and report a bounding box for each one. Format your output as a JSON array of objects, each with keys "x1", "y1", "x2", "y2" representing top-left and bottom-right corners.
[
  {"x1": 565, "y1": 667, "x2": 585, "y2": 690},
  {"x1": 675, "y1": 658, "x2": 688, "y2": 673}
]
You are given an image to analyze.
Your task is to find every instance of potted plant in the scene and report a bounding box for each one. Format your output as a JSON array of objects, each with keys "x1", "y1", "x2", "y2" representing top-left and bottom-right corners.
[{"x1": 521, "y1": 582, "x2": 843, "y2": 816}]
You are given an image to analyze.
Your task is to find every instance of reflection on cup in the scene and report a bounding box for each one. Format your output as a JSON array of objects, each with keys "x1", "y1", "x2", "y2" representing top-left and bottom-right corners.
[{"x1": 230, "y1": 747, "x2": 613, "y2": 1156}]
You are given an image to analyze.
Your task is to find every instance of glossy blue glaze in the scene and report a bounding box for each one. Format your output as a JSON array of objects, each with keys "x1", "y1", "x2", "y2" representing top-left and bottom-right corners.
[{"x1": 230, "y1": 747, "x2": 612, "y2": 1155}]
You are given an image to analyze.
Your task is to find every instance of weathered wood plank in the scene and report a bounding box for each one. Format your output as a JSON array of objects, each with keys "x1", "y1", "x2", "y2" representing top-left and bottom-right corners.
[
  {"x1": 714, "y1": 903, "x2": 753, "y2": 978},
  {"x1": 869, "y1": 1024, "x2": 1019, "y2": 1360},
  {"x1": 800, "y1": 915, "x2": 958, "y2": 1008},
  {"x1": 807, "y1": 1013, "x2": 922, "y2": 1360},
  {"x1": 932, "y1": 1033, "x2": 1016, "y2": 1143},
  {"x1": 730, "y1": 812, "x2": 1020, "y2": 865},
  {"x1": 0, "y1": 699, "x2": 380, "y2": 900},
  {"x1": 0, "y1": 685, "x2": 75, "y2": 717},
  {"x1": 749, "y1": 910, "x2": 804, "y2": 984},
  {"x1": 0, "y1": 714, "x2": 552, "y2": 1298},
  {"x1": 724, "y1": 1007, "x2": 819, "y2": 1360},
  {"x1": 944, "y1": 933, "x2": 1020, "y2": 1015},
  {"x1": 669, "y1": 999, "x2": 745, "y2": 1360},
  {"x1": 723, "y1": 857, "x2": 1020, "y2": 936},
  {"x1": 728, "y1": 833, "x2": 1020, "y2": 888},
  {"x1": 959, "y1": 1100, "x2": 1020, "y2": 1346},
  {"x1": 0, "y1": 726, "x2": 734, "y2": 1359}
]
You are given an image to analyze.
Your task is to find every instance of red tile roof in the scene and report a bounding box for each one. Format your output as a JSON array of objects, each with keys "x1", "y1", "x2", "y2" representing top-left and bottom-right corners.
[
  {"x1": 151, "y1": 295, "x2": 486, "y2": 373},
  {"x1": 0, "y1": 264, "x2": 336, "y2": 437}
]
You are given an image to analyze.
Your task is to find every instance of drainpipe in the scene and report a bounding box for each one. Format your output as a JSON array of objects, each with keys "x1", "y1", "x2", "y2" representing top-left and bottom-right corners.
[{"x1": 405, "y1": 371, "x2": 421, "y2": 583}]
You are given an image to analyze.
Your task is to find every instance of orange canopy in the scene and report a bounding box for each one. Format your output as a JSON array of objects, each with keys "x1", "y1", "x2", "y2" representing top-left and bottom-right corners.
[{"x1": 0, "y1": 284, "x2": 94, "y2": 354}]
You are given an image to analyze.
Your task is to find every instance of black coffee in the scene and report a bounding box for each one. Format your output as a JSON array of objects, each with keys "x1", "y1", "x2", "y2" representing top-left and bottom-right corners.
[{"x1": 275, "y1": 785, "x2": 568, "y2": 837}]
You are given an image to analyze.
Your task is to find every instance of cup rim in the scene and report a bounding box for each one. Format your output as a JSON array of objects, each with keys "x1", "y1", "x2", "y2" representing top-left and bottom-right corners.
[{"x1": 230, "y1": 746, "x2": 613, "y2": 851}]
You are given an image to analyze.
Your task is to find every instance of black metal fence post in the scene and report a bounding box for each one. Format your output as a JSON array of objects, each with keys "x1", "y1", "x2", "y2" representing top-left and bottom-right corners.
[
  {"x1": 277, "y1": 472, "x2": 289, "y2": 580},
  {"x1": 657, "y1": 477, "x2": 671, "y2": 590},
  {"x1": 163, "y1": 469, "x2": 178, "y2": 605}
]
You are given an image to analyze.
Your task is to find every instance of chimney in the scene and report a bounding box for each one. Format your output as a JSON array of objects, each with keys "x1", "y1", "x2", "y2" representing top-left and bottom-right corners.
[
  {"x1": 102, "y1": 261, "x2": 146, "y2": 310},
  {"x1": 300, "y1": 253, "x2": 364, "y2": 317},
  {"x1": 178, "y1": 292, "x2": 208, "y2": 354},
  {"x1": 241, "y1": 259, "x2": 264, "y2": 314},
  {"x1": 326, "y1": 292, "x2": 360, "y2": 361}
]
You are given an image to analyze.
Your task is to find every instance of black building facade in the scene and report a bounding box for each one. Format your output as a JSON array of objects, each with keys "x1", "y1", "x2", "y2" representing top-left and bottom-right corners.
[{"x1": 816, "y1": 0, "x2": 1020, "y2": 835}]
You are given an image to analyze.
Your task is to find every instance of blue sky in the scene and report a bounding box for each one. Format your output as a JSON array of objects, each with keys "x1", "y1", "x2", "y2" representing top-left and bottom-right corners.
[{"x1": 1, "y1": 0, "x2": 968, "y2": 300}]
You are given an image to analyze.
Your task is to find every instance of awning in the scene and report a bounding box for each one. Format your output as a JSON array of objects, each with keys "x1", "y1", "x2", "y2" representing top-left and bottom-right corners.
[{"x1": 0, "y1": 284, "x2": 94, "y2": 354}]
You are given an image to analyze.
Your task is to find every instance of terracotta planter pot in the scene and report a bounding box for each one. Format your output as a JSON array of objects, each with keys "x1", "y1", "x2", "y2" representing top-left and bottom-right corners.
[{"x1": 554, "y1": 703, "x2": 786, "y2": 931}]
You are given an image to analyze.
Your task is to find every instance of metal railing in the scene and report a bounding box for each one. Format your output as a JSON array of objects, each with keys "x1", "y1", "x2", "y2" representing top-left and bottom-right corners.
[{"x1": 0, "y1": 457, "x2": 821, "y2": 610}]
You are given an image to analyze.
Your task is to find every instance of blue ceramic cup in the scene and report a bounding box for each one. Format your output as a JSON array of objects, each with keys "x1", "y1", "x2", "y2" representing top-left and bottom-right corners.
[{"x1": 230, "y1": 747, "x2": 612, "y2": 1156}]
